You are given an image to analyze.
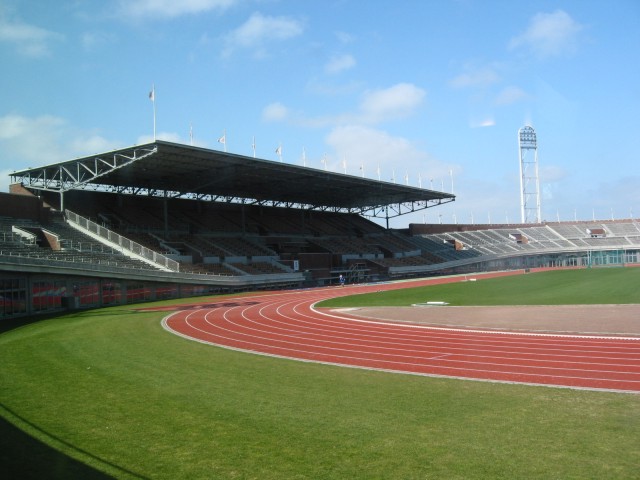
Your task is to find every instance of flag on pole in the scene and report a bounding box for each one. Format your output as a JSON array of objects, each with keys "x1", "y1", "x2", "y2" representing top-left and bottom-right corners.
[
  {"x1": 149, "y1": 84, "x2": 156, "y2": 141},
  {"x1": 218, "y1": 130, "x2": 226, "y2": 152},
  {"x1": 252, "y1": 136, "x2": 256, "y2": 158},
  {"x1": 189, "y1": 123, "x2": 193, "y2": 145}
]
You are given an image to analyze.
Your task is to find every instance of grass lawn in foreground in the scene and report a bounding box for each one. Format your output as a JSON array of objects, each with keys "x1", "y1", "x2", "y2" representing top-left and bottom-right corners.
[
  {"x1": 318, "y1": 267, "x2": 640, "y2": 308},
  {"x1": 1, "y1": 268, "x2": 639, "y2": 479}
]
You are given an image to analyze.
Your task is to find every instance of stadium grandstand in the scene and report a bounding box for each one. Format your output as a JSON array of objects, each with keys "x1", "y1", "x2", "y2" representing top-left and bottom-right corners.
[{"x1": 2, "y1": 140, "x2": 639, "y2": 318}]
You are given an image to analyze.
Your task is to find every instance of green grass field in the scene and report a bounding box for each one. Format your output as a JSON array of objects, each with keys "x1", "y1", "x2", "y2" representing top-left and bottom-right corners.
[
  {"x1": 319, "y1": 267, "x2": 640, "y2": 307},
  {"x1": 1, "y1": 268, "x2": 639, "y2": 479}
]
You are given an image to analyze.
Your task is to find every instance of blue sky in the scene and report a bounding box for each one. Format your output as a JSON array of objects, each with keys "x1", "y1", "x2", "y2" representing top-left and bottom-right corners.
[{"x1": 1, "y1": 0, "x2": 638, "y2": 228}]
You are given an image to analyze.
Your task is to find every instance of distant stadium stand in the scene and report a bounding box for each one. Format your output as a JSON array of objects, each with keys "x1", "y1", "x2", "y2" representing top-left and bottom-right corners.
[{"x1": 410, "y1": 221, "x2": 640, "y2": 274}]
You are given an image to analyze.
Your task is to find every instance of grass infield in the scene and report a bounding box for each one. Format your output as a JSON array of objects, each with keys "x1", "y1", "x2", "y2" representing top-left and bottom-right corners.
[
  {"x1": 1, "y1": 268, "x2": 639, "y2": 479},
  {"x1": 318, "y1": 267, "x2": 640, "y2": 308}
]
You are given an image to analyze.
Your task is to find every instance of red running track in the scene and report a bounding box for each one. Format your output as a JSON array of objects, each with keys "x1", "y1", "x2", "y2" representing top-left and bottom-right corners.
[{"x1": 159, "y1": 274, "x2": 640, "y2": 393}]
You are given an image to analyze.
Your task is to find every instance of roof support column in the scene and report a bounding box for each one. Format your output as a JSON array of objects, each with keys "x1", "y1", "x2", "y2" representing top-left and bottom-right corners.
[
  {"x1": 163, "y1": 193, "x2": 169, "y2": 238},
  {"x1": 241, "y1": 204, "x2": 246, "y2": 235}
]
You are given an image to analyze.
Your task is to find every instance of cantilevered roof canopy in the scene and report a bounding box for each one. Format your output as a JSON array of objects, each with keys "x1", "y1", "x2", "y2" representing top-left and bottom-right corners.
[{"x1": 10, "y1": 141, "x2": 455, "y2": 219}]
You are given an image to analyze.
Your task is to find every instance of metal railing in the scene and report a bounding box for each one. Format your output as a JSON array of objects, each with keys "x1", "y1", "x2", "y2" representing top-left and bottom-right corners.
[{"x1": 65, "y1": 210, "x2": 180, "y2": 272}]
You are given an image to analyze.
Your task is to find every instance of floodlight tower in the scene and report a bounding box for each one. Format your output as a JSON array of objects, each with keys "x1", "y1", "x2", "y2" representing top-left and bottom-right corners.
[{"x1": 518, "y1": 125, "x2": 541, "y2": 224}]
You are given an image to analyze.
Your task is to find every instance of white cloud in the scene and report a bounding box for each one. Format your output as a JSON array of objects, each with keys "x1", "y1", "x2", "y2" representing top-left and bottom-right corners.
[
  {"x1": 0, "y1": 168, "x2": 16, "y2": 193},
  {"x1": 305, "y1": 78, "x2": 363, "y2": 97},
  {"x1": 335, "y1": 31, "x2": 354, "y2": 44},
  {"x1": 69, "y1": 135, "x2": 122, "y2": 154},
  {"x1": 326, "y1": 125, "x2": 416, "y2": 166},
  {"x1": 119, "y1": 0, "x2": 237, "y2": 19},
  {"x1": 0, "y1": 114, "x2": 122, "y2": 192},
  {"x1": 262, "y1": 102, "x2": 289, "y2": 122},
  {"x1": 0, "y1": 113, "x2": 196, "y2": 193},
  {"x1": 540, "y1": 165, "x2": 568, "y2": 183},
  {"x1": 358, "y1": 83, "x2": 426, "y2": 123},
  {"x1": 325, "y1": 54, "x2": 355, "y2": 74},
  {"x1": 494, "y1": 86, "x2": 529, "y2": 105},
  {"x1": 222, "y1": 12, "x2": 304, "y2": 58},
  {"x1": 0, "y1": 17, "x2": 63, "y2": 57},
  {"x1": 0, "y1": 114, "x2": 68, "y2": 163},
  {"x1": 81, "y1": 31, "x2": 116, "y2": 51},
  {"x1": 509, "y1": 10, "x2": 584, "y2": 59},
  {"x1": 469, "y1": 116, "x2": 495, "y2": 128},
  {"x1": 264, "y1": 83, "x2": 425, "y2": 129},
  {"x1": 449, "y1": 65, "x2": 500, "y2": 89},
  {"x1": 325, "y1": 125, "x2": 447, "y2": 182}
]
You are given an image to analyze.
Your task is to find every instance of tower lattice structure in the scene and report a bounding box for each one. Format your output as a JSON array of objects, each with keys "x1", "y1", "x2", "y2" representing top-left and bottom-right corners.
[{"x1": 518, "y1": 125, "x2": 541, "y2": 224}]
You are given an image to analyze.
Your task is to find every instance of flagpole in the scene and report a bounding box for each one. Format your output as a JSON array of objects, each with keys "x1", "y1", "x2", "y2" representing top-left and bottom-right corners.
[{"x1": 149, "y1": 84, "x2": 156, "y2": 141}]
